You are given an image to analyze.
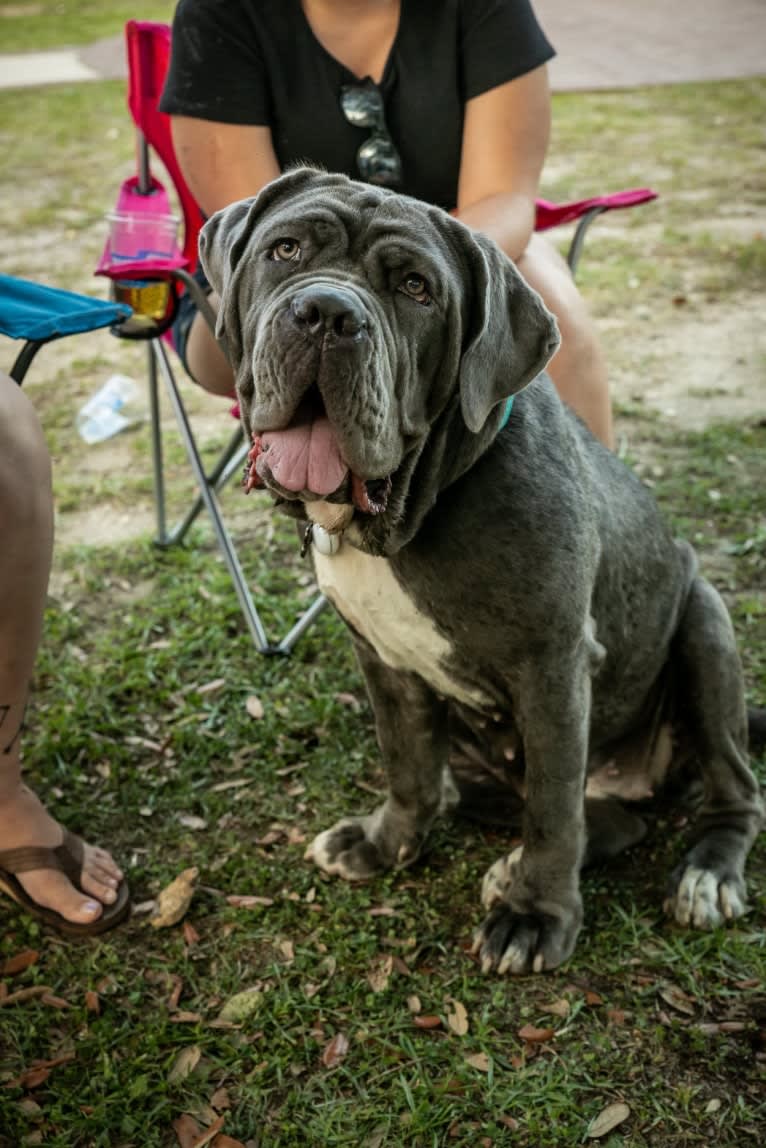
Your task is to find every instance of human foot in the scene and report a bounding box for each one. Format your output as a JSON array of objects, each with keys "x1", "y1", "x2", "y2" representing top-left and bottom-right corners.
[{"x1": 0, "y1": 784, "x2": 129, "y2": 933}]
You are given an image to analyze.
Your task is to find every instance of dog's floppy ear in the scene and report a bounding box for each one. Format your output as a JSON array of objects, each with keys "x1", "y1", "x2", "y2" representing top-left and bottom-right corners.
[
  {"x1": 198, "y1": 168, "x2": 326, "y2": 365},
  {"x1": 458, "y1": 230, "x2": 560, "y2": 434}
]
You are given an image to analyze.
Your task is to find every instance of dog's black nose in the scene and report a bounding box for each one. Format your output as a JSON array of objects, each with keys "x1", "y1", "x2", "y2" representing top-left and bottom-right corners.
[{"x1": 289, "y1": 285, "x2": 366, "y2": 339}]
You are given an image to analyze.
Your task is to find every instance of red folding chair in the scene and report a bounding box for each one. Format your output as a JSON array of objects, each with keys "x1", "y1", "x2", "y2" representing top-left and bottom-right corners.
[{"x1": 98, "y1": 20, "x2": 657, "y2": 654}]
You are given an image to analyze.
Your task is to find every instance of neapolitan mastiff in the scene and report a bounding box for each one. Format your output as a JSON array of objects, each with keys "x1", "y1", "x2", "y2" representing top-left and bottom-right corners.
[{"x1": 199, "y1": 168, "x2": 763, "y2": 974}]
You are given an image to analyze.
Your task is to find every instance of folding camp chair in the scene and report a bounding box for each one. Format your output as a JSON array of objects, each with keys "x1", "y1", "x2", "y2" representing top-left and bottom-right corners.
[
  {"x1": 0, "y1": 274, "x2": 131, "y2": 385},
  {"x1": 99, "y1": 19, "x2": 657, "y2": 655}
]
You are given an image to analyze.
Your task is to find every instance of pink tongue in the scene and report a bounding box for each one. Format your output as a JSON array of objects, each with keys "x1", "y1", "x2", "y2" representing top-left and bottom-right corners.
[{"x1": 260, "y1": 415, "x2": 348, "y2": 495}]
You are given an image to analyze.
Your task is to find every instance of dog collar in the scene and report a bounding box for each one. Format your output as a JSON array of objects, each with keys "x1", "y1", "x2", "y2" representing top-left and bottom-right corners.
[
  {"x1": 303, "y1": 398, "x2": 514, "y2": 559},
  {"x1": 498, "y1": 396, "x2": 514, "y2": 431}
]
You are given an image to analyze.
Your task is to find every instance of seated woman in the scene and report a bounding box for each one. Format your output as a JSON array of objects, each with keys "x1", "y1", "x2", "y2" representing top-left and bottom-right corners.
[
  {"x1": 161, "y1": 0, "x2": 614, "y2": 448},
  {"x1": 0, "y1": 370, "x2": 129, "y2": 934}
]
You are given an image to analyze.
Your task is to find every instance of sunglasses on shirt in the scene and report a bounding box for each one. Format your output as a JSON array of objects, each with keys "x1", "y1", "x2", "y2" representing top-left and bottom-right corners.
[{"x1": 340, "y1": 79, "x2": 403, "y2": 188}]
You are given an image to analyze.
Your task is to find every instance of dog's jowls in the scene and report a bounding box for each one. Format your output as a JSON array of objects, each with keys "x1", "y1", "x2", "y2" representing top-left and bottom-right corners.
[{"x1": 199, "y1": 167, "x2": 763, "y2": 975}]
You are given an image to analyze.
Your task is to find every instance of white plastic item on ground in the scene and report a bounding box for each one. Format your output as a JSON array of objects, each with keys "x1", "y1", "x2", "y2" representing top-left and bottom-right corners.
[{"x1": 75, "y1": 374, "x2": 142, "y2": 444}]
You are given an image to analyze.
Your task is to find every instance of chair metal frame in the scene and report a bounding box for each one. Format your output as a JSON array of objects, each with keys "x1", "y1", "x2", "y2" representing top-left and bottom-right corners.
[{"x1": 101, "y1": 19, "x2": 657, "y2": 657}]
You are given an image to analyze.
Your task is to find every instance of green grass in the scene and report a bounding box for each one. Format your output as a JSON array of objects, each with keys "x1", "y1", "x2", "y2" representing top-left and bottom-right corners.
[
  {"x1": 0, "y1": 20, "x2": 764, "y2": 1148},
  {"x1": 0, "y1": 423, "x2": 764, "y2": 1148},
  {"x1": 0, "y1": 1, "x2": 173, "y2": 53}
]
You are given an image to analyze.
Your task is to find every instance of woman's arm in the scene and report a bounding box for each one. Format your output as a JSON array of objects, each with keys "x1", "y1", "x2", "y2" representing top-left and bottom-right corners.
[
  {"x1": 170, "y1": 118, "x2": 281, "y2": 217},
  {"x1": 455, "y1": 63, "x2": 550, "y2": 262}
]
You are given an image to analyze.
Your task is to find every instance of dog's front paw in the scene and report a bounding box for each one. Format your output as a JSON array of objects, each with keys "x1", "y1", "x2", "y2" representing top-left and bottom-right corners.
[
  {"x1": 472, "y1": 901, "x2": 582, "y2": 975},
  {"x1": 305, "y1": 819, "x2": 388, "y2": 880},
  {"x1": 664, "y1": 864, "x2": 748, "y2": 930}
]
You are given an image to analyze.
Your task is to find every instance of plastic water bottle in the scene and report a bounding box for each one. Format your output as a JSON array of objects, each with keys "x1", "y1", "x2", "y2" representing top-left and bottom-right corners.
[{"x1": 75, "y1": 374, "x2": 142, "y2": 444}]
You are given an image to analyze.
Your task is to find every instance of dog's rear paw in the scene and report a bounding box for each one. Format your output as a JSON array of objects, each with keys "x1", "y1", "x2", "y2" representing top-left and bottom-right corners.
[
  {"x1": 471, "y1": 901, "x2": 581, "y2": 975},
  {"x1": 305, "y1": 818, "x2": 391, "y2": 881},
  {"x1": 664, "y1": 865, "x2": 747, "y2": 929}
]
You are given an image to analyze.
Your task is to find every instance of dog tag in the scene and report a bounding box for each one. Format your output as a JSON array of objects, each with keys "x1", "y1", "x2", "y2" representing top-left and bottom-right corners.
[{"x1": 312, "y1": 524, "x2": 342, "y2": 556}]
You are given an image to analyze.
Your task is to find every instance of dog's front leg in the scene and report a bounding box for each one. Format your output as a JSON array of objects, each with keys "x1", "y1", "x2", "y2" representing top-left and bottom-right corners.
[
  {"x1": 474, "y1": 655, "x2": 590, "y2": 974},
  {"x1": 306, "y1": 640, "x2": 453, "y2": 881}
]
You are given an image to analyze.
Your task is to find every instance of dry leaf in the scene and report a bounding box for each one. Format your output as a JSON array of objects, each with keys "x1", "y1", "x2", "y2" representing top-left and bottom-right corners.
[
  {"x1": 217, "y1": 987, "x2": 263, "y2": 1023},
  {"x1": 586, "y1": 1101, "x2": 631, "y2": 1139},
  {"x1": 149, "y1": 867, "x2": 199, "y2": 929},
  {"x1": 446, "y1": 999, "x2": 469, "y2": 1036},
  {"x1": 210, "y1": 1087, "x2": 231, "y2": 1111},
  {"x1": 279, "y1": 939, "x2": 295, "y2": 964},
  {"x1": 367, "y1": 955, "x2": 394, "y2": 993},
  {"x1": 198, "y1": 678, "x2": 225, "y2": 695},
  {"x1": 0, "y1": 949, "x2": 39, "y2": 976},
  {"x1": 705, "y1": 1099, "x2": 722, "y2": 1114},
  {"x1": 183, "y1": 921, "x2": 201, "y2": 947},
  {"x1": 225, "y1": 894, "x2": 274, "y2": 908},
  {"x1": 414, "y1": 1014, "x2": 442, "y2": 1029},
  {"x1": 41, "y1": 993, "x2": 70, "y2": 1009},
  {"x1": 584, "y1": 990, "x2": 603, "y2": 1006},
  {"x1": 84, "y1": 990, "x2": 100, "y2": 1015},
  {"x1": 407, "y1": 995, "x2": 422, "y2": 1014},
  {"x1": 659, "y1": 982, "x2": 696, "y2": 1016},
  {"x1": 517, "y1": 1024, "x2": 555, "y2": 1044},
  {"x1": 245, "y1": 695, "x2": 264, "y2": 719},
  {"x1": 541, "y1": 998, "x2": 570, "y2": 1018},
  {"x1": 168, "y1": 1045, "x2": 202, "y2": 1084},
  {"x1": 464, "y1": 1052, "x2": 491, "y2": 1072},
  {"x1": 321, "y1": 1032, "x2": 350, "y2": 1068},
  {"x1": 178, "y1": 814, "x2": 208, "y2": 831}
]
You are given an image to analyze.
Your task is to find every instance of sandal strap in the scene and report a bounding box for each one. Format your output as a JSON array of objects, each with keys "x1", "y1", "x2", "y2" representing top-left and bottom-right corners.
[{"x1": 0, "y1": 829, "x2": 85, "y2": 883}]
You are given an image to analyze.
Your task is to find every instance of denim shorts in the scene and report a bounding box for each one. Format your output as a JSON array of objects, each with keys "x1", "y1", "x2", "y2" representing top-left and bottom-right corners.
[{"x1": 170, "y1": 263, "x2": 211, "y2": 377}]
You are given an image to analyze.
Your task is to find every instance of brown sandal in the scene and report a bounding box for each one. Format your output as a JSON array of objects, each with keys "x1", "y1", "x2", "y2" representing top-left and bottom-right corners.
[{"x1": 0, "y1": 829, "x2": 130, "y2": 936}]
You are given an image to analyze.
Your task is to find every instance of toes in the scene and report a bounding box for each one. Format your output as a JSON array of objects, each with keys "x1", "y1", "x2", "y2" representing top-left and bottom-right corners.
[
  {"x1": 666, "y1": 866, "x2": 746, "y2": 929},
  {"x1": 19, "y1": 870, "x2": 104, "y2": 925},
  {"x1": 88, "y1": 845, "x2": 123, "y2": 882},
  {"x1": 306, "y1": 822, "x2": 384, "y2": 880},
  {"x1": 79, "y1": 870, "x2": 119, "y2": 905}
]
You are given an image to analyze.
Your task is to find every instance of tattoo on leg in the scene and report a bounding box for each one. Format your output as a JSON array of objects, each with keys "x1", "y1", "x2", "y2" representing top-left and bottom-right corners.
[{"x1": 1, "y1": 703, "x2": 26, "y2": 755}]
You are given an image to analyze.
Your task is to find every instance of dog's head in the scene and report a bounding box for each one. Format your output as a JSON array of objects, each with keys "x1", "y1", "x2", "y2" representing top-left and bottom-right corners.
[{"x1": 199, "y1": 167, "x2": 559, "y2": 550}]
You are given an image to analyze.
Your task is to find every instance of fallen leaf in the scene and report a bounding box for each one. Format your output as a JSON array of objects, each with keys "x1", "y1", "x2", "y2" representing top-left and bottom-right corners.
[
  {"x1": 211, "y1": 779, "x2": 250, "y2": 793},
  {"x1": 367, "y1": 955, "x2": 394, "y2": 993},
  {"x1": 245, "y1": 695, "x2": 264, "y2": 720},
  {"x1": 321, "y1": 1032, "x2": 350, "y2": 1068},
  {"x1": 41, "y1": 993, "x2": 70, "y2": 1009},
  {"x1": 607, "y1": 1009, "x2": 627, "y2": 1025},
  {"x1": 183, "y1": 921, "x2": 201, "y2": 947},
  {"x1": 225, "y1": 894, "x2": 274, "y2": 908},
  {"x1": 517, "y1": 1024, "x2": 555, "y2": 1044},
  {"x1": 84, "y1": 990, "x2": 100, "y2": 1014},
  {"x1": 168, "y1": 1045, "x2": 202, "y2": 1084},
  {"x1": 407, "y1": 995, "x2": 422, "y2": 1014},
  {"x1": 584, "y1": 990, "x2": 603, "y2": 1007},
  {"x1": 446, "y1": 999, "x2": 469, "y2": 1036},
  {"x1": 541, "y1": 997, "x2": 570, "y2": 1018},
  {"x1": 464, "y1": 1052, "x2": 491, "y2": 1072},
  {"x1": 659, "y1": 983, "x2": 696, "y2": 1016},
  {"x1": 197, "y1": 678, "x2": 225, "y2": 695},
  {"x1": 278, "y1": 939, "x2": 295, "y2": 964},
  {"x1": 586, "y1": 1101, "x2": 631, "y2": 1139},
  {"x1": 705, "y1": 1098, "x2": 722, "y2": 1114},
  {"x1": 0, "y1": 985, "x2": 53, "y2": 1008},
  {"x1": 8, "y1": 1066, "x2": 51, "y2": 1089},
  {"x1": 168, "y1": 976, "x2": 184, "y2": 1011},
  {"x1": 169, "y1": 1011, "x2": 203, "y2": 1024},
  {"x1": 149, "y1": 867, "x2": 199, "y2": 929},
  {"x1": 217, "y1": 987, "x2": 263, "y2": 1023},
  {"x1": 178, "y1": 814, "x2": 208, "y2": 831},
  {"x1": 210, "y1": 1087, "x2": 231, "y2": 1111},
  {"x1": 413, "y1": 1015, "x2": 442, "y2": 1029},
  {"x1": 0, "y1": 950, "x2": 39, "y2": 977}
]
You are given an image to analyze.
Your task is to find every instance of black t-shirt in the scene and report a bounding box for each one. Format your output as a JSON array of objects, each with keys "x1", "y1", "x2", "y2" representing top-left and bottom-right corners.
[{"x1": 160, "y1": 0, "x2": 554, "y2": 210}]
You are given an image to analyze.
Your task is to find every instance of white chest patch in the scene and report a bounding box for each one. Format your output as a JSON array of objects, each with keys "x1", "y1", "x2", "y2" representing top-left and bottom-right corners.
[{"x1": 312, "y1": 540, "x2": 490, "y2": 709}]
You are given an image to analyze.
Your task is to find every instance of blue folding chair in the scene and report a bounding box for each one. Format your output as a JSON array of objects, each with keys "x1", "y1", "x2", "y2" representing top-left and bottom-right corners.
[{"x1": 0, "y1": 273, "x2": 131, "y2": 385}]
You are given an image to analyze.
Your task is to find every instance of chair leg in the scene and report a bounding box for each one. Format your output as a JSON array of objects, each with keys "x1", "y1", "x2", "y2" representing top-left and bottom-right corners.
[
  {"x1": 566, "y1": 207, "x2": 607, "y2": 277},
  {"x1": 147, "y1": 340, "x2": 169, "y2": 545},
  {"x1": 167, "y1": 426, "x2": 248, "y2": 545},
  {"x1": 151, "y1": 338, "x2": 272, "y2": 653}
]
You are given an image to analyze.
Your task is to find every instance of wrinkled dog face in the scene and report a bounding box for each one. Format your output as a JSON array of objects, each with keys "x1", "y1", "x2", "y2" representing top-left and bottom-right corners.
[{"x1": 199, "y1": 168, "x2": 559, "y2": 524}]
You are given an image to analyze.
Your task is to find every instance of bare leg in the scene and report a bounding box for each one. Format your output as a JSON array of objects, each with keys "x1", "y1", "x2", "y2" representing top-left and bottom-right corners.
[
  {"x1": 0, "y1": 371, "x2": 124, "y2": 925},
  {"x1": 517, "y1": 233, "x2": 614, "y2": 449}
]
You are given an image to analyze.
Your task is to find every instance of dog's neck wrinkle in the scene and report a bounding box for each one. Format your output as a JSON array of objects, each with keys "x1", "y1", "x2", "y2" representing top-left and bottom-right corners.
[{"x1": 356, "y1": 398, "x2": 508, "y2": 555}]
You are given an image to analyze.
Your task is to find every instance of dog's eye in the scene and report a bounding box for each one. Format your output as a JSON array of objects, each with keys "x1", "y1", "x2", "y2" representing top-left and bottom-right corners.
[
  {"x1": 270, "y1": 239, "x2": 301, "y2": 262},
  {"x1": 398, "y1": 273, "x2": 431, "y2": 305}
]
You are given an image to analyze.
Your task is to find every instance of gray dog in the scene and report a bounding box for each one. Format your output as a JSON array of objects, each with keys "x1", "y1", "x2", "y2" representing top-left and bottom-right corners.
[{"x1": 199, "y1": 168, "x2": 763, "y2": 974}]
